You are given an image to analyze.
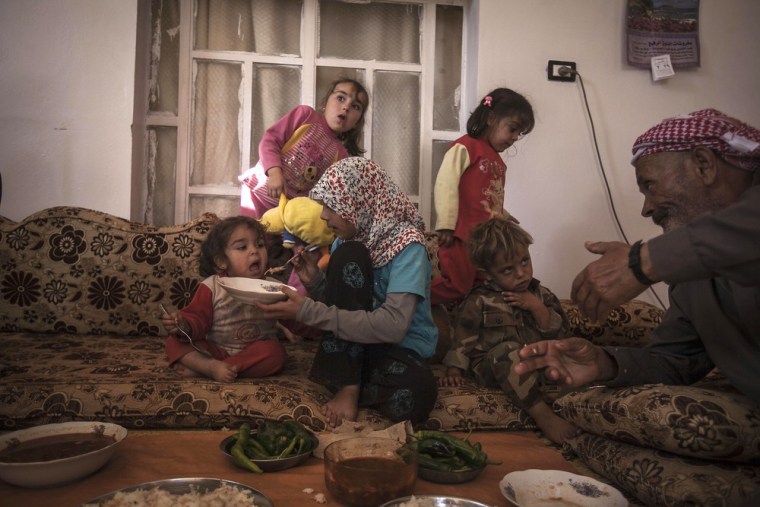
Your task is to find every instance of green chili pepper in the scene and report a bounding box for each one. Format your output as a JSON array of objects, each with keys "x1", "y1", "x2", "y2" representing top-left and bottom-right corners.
[
  {"x1": 243, "y1": 438, "x2": 271, "y2": 460},
  {"x1": 417, "y1": 437, "x2": 456, "y2": 458},
  {"x1": 283, "y1": 420, "x2": 314, "y2": 453},
  {"x1": 282, "y1": 419, "x2": 312, "y2": 446},
  {"x1": 417, "y1": 452, "x2": 454, "y2": 471},
  {"x1": 277, "y1": 435, "x2": 299, "y2": 458},
  {"x1": 231, "y1": 424, "x2": 263, "y2": 473},
  {"x1": 256, "y1": 421, "x2": 287, "y2": 454},
  {"x1": 414, "y1": 430, "x2": 500, "y2": 467}
]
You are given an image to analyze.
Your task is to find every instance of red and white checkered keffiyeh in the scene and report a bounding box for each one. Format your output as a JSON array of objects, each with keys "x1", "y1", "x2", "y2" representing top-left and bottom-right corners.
[{"x1": 631, "y1": 109, "x2": 760, "y2": 172}]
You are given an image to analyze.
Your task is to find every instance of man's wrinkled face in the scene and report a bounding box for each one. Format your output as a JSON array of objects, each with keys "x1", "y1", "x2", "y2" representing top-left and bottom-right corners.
[{"x1": 635, "y1": 152, "x2": 709, "y2": 233}]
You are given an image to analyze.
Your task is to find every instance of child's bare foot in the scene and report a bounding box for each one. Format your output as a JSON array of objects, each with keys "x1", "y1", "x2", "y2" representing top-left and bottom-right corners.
[
  {"x1": 438, "y1": 375, "x2": 465, "y2": 387},
  {"x1": 528, "y1": 401, "x2": 579, "y2": 444},
  {"x1": 206, "y1": 360, "x2": 238, "y2": 382},
  {"x1": 177, "y1": 353, "x2": 238, "y2": 382},
  {"x1": 173, "y1": 363, "x2": 202, "y2": 378},
  {"x1": 322, "y1": 384, "x2": 360, "y2": 428}
]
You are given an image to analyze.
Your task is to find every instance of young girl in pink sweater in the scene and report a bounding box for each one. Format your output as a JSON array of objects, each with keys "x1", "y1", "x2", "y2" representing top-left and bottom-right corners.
[{"x1": 240, "y1": 78, "x2": 369, "y2": 219}]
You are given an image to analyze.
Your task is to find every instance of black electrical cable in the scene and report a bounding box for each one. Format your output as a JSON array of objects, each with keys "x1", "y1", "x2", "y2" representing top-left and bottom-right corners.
[{"x1": 560, "y1": 66, "x2": 666, "y2": 310}]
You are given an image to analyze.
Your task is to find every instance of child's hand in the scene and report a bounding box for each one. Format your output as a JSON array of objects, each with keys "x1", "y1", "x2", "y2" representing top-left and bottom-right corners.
[
  {"x1": 503, "y1": 290, "x2": 542, "y2": 312},
  {"x1": 504, "y1": 291, "x2": 551, "y2": 329},
  {"x1": 290, "y1": 244, "x2": 320, "y2": 284},
  {"x1": 256, "y1": 286, "x2": 305, "y2": 321},
  {"x1": 438, "y1": 367, "x2": 465, "y2": 387},
  {"x1": 437, "y1": 229, "x2": 455, "y2": 248},
  {"x1": 161, "y1": 311, "x2": 186, "y2": 335},
  {"x1": 266, "y1": 167, "x2": 285, "y2": 198}
]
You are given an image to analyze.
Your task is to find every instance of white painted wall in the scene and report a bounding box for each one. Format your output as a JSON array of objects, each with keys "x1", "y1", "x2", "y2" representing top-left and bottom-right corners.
[
  {"x1": 1, "y1": 0, "x2": 758, "y2": 304},
  {"x1": 474, "y1": 0, "x2": 760, "y2": 304},
  {"x1": 0, "y1": 0, "x2": 137, "y2": 221}
]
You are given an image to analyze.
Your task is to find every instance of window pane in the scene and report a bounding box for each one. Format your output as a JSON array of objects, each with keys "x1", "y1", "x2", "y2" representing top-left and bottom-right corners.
[
  {"x1": 149, "y1": 0, "x2": 180, "y2": 114},
  {"x1": 434, "y1": 5, "x2": 462, "y2": 131},
  {"x1": 372, "y1": 71, "x2": 420, "y2": 195},
  {"x1": 319, "y1": 1, "x2": 421, "y2": 63},
  {"x1": 316, "y1": 67, "x2": 365, "y2": 105},
  {"x1": 251, "y1": 65, "x2": 302, "y2": 167},
  {"x1": 192, "y1": 61, "x2": 242, "y2": 186},
  {"x1": 430, "y1": 138, "x2": 451, "y2": 228},
  {"x1": 145, "y1": 126, "x2": 177, "y2": 226},
  {"x1": 195, "y1": 0, "x2": 302, "y2": 55},
  {"x1": 189, "y1": 195, "x2": 239, "y2": 219}
]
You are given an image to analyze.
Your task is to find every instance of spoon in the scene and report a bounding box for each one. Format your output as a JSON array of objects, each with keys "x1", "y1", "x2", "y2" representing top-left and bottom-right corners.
[
  {"x1": 265, "y1": 243, "x2": 320, "y2": 276},
  {"x1": 159, "y1": 303, "x2": 212, "y2": 357}
]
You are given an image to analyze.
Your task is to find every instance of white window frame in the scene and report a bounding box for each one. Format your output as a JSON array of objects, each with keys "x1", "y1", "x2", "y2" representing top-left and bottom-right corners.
[{"x1": 133, "y1": 0, "x2": 477, "y2": 227}]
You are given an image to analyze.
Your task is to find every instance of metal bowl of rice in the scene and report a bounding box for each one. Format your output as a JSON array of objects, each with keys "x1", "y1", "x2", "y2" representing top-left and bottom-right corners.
[
  {"x1": 81, "y1": 477, "x2": 274, "y2": 507},
  {"x1": 380, "y1": 495, "x2": 493, "y2": 507}
]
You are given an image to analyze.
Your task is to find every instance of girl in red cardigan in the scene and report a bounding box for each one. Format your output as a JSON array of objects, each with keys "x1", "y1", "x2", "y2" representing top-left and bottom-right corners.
[{"x1": 431, "y1": 88, "x2": 535, "y2": 306}]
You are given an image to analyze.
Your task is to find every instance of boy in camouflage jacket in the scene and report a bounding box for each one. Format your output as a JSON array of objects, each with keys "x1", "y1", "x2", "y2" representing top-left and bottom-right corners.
[{"x1": 439, "y1": 217, "x2": 578, "y2": 443}]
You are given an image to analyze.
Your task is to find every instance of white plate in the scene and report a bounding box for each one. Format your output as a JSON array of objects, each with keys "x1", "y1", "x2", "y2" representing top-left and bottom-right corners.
[
  {"x1": 82, "y1": 477, "x2": 274, "y2": 506},
  {"x1": 0, "y1": 422, "x2": 127, "y2": 488},
  {"x1": 499, "y1": 469, "x2": 627, "y2": 507},
  {"x1": 218, "y1": 277, "x2": 294, "y2": 304}
]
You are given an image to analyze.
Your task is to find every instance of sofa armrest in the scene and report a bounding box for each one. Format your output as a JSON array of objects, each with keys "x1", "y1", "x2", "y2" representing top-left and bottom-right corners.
[{"x1": 560, "y1": 299, "x2": 663, "y2": 348}]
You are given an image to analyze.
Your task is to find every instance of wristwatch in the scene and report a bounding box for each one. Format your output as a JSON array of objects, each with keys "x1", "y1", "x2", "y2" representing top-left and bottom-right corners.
[{"x1": 628, "y1": 240, "x2": 656, "y2": 285}]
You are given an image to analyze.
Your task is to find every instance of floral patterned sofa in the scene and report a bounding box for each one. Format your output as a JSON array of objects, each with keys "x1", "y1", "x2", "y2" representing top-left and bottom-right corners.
[{"x1": 1, "y1": 206, "x2": 758, "y2": 506}]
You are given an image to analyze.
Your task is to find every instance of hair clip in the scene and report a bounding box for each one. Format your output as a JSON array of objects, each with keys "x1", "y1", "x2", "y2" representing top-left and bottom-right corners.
[{"x1": 483, "y1": 96, "x2": 493, "y2": 107}]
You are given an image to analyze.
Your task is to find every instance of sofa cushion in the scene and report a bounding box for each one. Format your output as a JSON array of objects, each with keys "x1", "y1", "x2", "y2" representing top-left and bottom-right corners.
[
  {"x1": 0, "y1": 207, "x2": 218, "y2": 336},
  {"x1": 0, "y1": 332, "x2": 534, "y2": 433},
  {"x1": 556, "y1": 376, "x2": 760, "y2": 463},
  {"x1": 422, "y1": 366, "x2": 538, "y2": 432},
  {"x1": 0, "y1": 334, "x2": 379, "y2": 432},
  {"x1": 566, "y1": 432, "x2": 760, "y2": 507}
]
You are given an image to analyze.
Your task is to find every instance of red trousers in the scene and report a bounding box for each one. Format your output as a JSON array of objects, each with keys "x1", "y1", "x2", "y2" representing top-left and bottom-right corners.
[
  {"x1": 165, "y1": 336, "x2": 287, "y2": 378},
  {"x1": 430, "y1": 237, "x2": 479, "y2": 306}
]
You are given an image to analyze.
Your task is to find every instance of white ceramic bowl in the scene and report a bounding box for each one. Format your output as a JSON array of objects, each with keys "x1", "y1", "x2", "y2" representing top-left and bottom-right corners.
[
  {"x1": 0, "y1": 421, "x2": 127, "y2": 488},
  {"x1": 218, "y1": 277, "x2": 294, "y2": 304},
  {"x1": 500, "y1": 469, "x2": 627, "y2": 507}
]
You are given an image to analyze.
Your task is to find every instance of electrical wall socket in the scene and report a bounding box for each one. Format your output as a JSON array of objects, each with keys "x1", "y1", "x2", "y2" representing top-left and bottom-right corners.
[{"x1": 547, "y1": 60, "x2": 577, "y2": 82}]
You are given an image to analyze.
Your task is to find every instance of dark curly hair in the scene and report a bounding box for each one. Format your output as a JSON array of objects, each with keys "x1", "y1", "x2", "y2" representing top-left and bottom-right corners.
[
  {"x1": 468, "y1": 217, "x2": 534, "y2": 270},
  {"x1": 466, "y1": 87, "x2": 535, "y2": 139},
  {"x1": 199, "y1": 216, "x2": 267, "y2": 277},
  {"x1": 319, "y1": 77, "x2": 369, "y2": 156}
]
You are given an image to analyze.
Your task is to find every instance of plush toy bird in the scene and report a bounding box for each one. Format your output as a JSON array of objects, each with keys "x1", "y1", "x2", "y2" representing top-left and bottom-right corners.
[{"x1": 260, "y1": 194, "x2": 334, "y2": 272}]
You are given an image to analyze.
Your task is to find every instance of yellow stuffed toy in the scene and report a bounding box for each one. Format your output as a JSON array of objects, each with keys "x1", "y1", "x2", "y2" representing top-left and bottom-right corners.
[{"x1": 260, "y1": 194, "x2": 334, "y2": 271}]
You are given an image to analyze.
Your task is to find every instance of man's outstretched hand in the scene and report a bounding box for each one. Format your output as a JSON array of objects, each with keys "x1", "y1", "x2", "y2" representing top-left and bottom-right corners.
[
  {"x1": 514, "y1": 337, "x2": 615, "y2": 387},
  {"x1": 571, "y1": 241, "x2": 649, "y2": 322}
]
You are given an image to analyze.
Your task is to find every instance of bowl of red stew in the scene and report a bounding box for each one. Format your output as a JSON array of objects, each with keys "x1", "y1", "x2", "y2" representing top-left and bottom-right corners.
[
  {"x1": 0, "y1": 421, "x2": 127, "y2": 488},
  {"x1": 323, "y1": 437, "x2": 418, "y2": 507}
]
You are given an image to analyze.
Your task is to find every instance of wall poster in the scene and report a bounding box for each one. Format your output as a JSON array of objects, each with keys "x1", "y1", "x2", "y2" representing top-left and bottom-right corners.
[{"x1": 626, "y1": 0, "x2": 700, "y2": 68}]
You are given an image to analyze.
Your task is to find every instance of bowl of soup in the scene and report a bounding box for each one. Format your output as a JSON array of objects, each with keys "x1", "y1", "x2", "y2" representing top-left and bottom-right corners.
[
  {"x1": 324, "y1": 437, "x2": 418, "y2": 507},
  {"x1": 0, "y1": 421, "x2": 127, "y2": 488}
]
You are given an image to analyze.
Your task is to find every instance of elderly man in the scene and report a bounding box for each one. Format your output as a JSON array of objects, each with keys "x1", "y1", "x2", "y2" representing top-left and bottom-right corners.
[{"x1": 515, "y1": 109, "x2": 760, "y2": 403}]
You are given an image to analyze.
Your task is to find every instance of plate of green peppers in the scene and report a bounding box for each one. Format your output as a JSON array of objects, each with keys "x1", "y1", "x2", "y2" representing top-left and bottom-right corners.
[
  {"x1": 412, "y1": 430, "x2": 501, "y2": 484},
  {"x1": 219, "y1": 419, "x2": 318, "y2": 473}
]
